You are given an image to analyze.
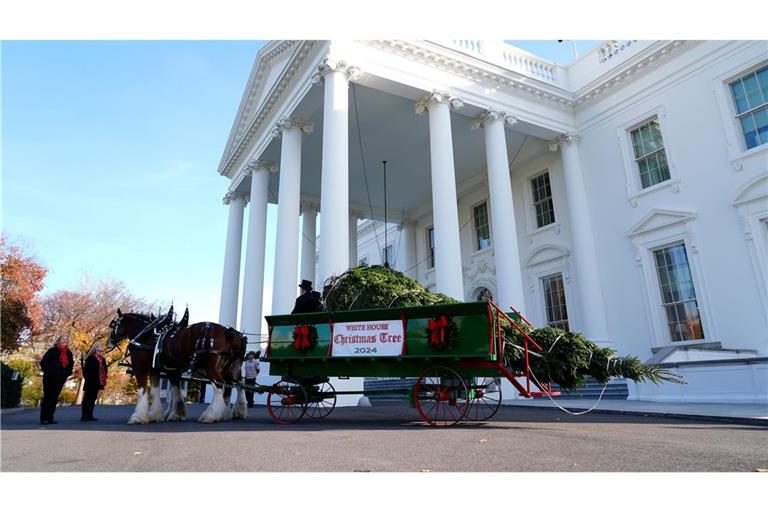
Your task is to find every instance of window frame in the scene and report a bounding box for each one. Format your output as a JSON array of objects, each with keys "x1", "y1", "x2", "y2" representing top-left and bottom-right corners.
[
  {"x1": 382, "y1": 243, "x2": 394, "y2": 267},
  {"x1": 651, "y1": 241, "x2": 705, "y2": 342},
  {"x1": 471, "y1": 200, "x2": 492, "y2": 253},
  {"x1": 617, "y1": 108, "x2": 681, "y2": 203},
  {"x1": 712, "y1": 55, "x2": 768, "y2": 169},
  {"x1": 728, "y1": 64, "x2": 768, "y2": 151},
  {"x1": 540, "y1": 272, "x2": 570, "y2": 332},
  {"x1": 426, "y1": 226, "x2": 435, "y2": 269},
  {"x1": 529, "y1": 171, "x2": 557, "y2": 230}
]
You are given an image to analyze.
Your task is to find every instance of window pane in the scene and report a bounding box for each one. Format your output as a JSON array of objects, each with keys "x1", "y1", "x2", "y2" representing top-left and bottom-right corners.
[
  {"x1": 754, "y1": 107, "x2": 768, "y2": 146},
  {"x1": 758, "y1": 67, "x2": 768, "y2": 103},
  {"x1": 542, "y1": 274, "x2": 569, "y2": 332},
  {"x1": 631, "y1": 129, "x2": 644, "y2": 157},
  {"x1": 658, "y1": 151, "x2": 671, "y2": 181},
  {"x1": 743, "y1": 74, "x2": 763, "y2": 110},
  {"x1": 532, "y1": 173, "x2": 555, "y2": 228},
  {"x1": 643, "y1": 123, "x2": 661, "y2": 153},
  {"x1": 741, "y1": 115, "x2": 759, "y2": 149},
  {"x1": 731, "y1": 80, "x2": 749, "y2": 114},
  {"x1": 653, "y1": 243, "x2": 704, "y2": 342}
]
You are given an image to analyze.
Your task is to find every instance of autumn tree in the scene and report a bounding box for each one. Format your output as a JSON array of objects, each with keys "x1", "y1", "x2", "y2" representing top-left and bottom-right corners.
[
  {"x1": 9, "y1": 276, "x2": 157, "y2": 406},
  {"x1": 1, "y1": 236, "x2": 47, "y2": 353}
]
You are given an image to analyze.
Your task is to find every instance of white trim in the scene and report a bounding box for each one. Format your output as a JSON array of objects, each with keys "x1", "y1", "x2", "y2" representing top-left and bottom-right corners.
[
  {"x1": 711, "y1": 55, "x2": 768, "y2": 170},
  {"x1": 615, "y1": 106, "x2": 681, "y2": 204},
  {"x1": 732, "y1": 172, "x2": 768, "y2": 322},
  {"x1": 524, "y1": 244, "x2": 574, "y2": 328},
  {"x1": 628, "y1": 211, "x2": 717, "y2": 348}
]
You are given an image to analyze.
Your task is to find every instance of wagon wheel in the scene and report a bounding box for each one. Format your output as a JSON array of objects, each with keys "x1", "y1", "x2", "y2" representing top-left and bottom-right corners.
[
  {"x1": 267, "y1": 379, "x2": 307, "y2": 424},
  {"x1": 305, "y1": 381, "x2": 337, "y2": 419},
  {"x1": 413, "y1": 366, "x2": 469, "y2": 427},
  {"x1": 464, "y1": 377, "x2": 502, "y2": 421}
]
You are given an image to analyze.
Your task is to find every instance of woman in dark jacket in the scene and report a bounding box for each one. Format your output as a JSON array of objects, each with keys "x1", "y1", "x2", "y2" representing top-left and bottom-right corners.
[
  {"x1": 39, "y1": 334, "x2": 74, "y2": 425},
  {"x1": 81, "y1": 343, "x2": 108, "y2": 422}
]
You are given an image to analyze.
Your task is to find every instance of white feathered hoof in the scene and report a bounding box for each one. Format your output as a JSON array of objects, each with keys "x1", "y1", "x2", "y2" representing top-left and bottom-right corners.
[
  {"x1": 198, "y1": 388, "x2": 227, "y2": 423},
  {"x1": 128, "y1": 390, "x2": 151, "y2": 424},
  {"x1": 232, "y1": 388, "x2": 248, "y2": 420},
  {"x1": 357, "y1": 396, "x2": 372, "y2": 407}
]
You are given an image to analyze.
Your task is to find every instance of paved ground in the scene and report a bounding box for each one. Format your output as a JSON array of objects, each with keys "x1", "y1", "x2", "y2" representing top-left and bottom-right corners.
[
  {"x1": 509, "y1": 398, "x2": 768, "y2": 424},
  {"x1": 2, "y1": 403, "x2": 766, "y2": 472}
]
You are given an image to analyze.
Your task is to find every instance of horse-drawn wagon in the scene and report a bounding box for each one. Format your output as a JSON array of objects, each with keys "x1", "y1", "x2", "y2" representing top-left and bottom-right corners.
[{"x1": 262, "y1": 300, "x2": 557, "y2": 427}]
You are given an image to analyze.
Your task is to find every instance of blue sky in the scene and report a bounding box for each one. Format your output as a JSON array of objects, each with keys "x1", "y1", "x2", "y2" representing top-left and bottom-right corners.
[{"x1": 2, "y1": 40, "x2": 598, "y2": 325}]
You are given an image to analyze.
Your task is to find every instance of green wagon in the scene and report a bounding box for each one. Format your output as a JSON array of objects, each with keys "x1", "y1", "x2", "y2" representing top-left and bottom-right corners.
[{"x1": 263, "y1": 300, "x2": 557, "y2": 427}]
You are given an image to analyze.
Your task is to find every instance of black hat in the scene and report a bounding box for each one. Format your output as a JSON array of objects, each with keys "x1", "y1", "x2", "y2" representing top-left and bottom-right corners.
[{"x1": 299, "y1": 279, "x2": 313, "y2": 291}]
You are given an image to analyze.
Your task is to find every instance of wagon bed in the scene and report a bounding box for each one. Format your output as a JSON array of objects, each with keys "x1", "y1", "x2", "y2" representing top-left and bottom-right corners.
[{"x1": 262, "y1": 300, "x2": 557, "y2": 427}]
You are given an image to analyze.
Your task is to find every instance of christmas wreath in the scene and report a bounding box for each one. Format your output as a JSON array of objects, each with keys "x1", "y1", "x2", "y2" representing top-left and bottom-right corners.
[
  {"x1": 425, "y1": 315, "x2": 459, "y2": 351},
  {"x1": 292, "y1": 324, "x2": 319, "y2": 353}
]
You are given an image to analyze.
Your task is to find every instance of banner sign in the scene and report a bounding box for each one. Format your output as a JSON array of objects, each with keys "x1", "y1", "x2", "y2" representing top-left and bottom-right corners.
[{"x1": 331, "y1": 320, "x2": 405, "y2": 357}]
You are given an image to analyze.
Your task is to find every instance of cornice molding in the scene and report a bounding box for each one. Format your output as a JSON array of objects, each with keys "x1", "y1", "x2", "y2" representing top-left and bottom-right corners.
[
  {"x1": 364, "y1": 40, "x2": 575, "y2": 109},
  {"x1": 573, "y1": 40, "x2": 702, "y2": 106},
  {"x1": 414, "y1": 91, "x2": 464, "y2": 115},
  {"x1": 311, "y1": 58, "x2": 362, "y2": 84},
  {"x1": 218, "y1": 40, "x2": 322, "y2": 177},
  {"x1": 222, "y1": 192, "x2": 248, "y2": 205},
  {"x1": 470, "y1": 109, "x2": 518, "y2": 129},
  {"x1": 270, "y1": 117, "x2": 314, "y2": 139}
]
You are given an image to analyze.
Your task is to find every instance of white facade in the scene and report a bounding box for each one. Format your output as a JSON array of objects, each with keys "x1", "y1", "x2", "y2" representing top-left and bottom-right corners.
[{"x1": 218, "y1": 40, "x2": 768, "y2": 404}]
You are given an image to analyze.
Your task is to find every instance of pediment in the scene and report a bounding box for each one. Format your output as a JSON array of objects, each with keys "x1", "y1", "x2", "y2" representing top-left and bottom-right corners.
[
  {"x1": 627, "y1": 209, "x2": 697, "y2": 238},
  {"x1": 733, "y1": 172, "x2": 768, "y2": 207},
  {"x1": 525, "y1": 244, "x2": 570, "y2": 267},
  {"x1": 218, "y1": 40, "x2": 311, "y2": 174}
]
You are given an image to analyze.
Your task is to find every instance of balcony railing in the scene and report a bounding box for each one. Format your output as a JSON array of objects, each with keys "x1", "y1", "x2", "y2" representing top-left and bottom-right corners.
[{"x1": 446, "y1": 40, "x2": 560, "y2": 83}]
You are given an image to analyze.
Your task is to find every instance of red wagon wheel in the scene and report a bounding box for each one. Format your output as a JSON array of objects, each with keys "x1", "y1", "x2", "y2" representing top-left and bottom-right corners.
[
  {"x1": 464, "y1": 377, "x2": 502, "y2": 421},
  {"x1": 305, "y1": 381, "x2": 337, "y2": 419},
  {"x1": 267, "y1": 379, "x2": 308, "y2": 424},
  {"x1": 413, "y1": 366, "x2": 468, "y2": 427}
]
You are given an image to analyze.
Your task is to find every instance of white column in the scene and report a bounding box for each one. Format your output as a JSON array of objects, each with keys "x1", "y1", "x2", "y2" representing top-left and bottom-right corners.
[
  {"x1": 396, "y1": 221, "x2": 417, "y2": 279},
  {"x1": 271, "y1": 118, "x2": 313, "y2": 314},
  {"x1": 314, "y1": 59, "x2": 361, "y2": 284},
  {"x1": 416, "y1": 91, "x2": 465, "y2": 299},
  {"x1": 349, "y1": 212, "x2": 359, "y2": 268},
  {"x1": 300, "y1": 202, "x2": 318, "y2": 284},
  {"x1": 554, "y1": 134, "x2": 610, "y2": 340},
  {"x1": 219, "y1": 192, "x2": 246, "y2": 326},
  {"x1": 472, "y1": 110, "x2": 526, "y2": 311},
  {"x1": 239, "y1": 160, "x2": 275, "y2": 341}
]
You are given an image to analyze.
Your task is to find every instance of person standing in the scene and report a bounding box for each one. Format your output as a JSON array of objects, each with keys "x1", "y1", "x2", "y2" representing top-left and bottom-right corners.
[
  {"x1": 81, "y1": 343, "x2": 108, "y2": 422},
  {"x1": 39, "y1": 334, "x2": 74, "y2": 425},
  {"x1": 243, "y1": 351, "x2": 260, "y2": 408}
]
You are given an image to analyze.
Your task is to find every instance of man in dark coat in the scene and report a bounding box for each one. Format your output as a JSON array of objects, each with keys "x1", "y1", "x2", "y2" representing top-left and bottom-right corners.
[
  {"x1": 39, "y1": 334, "x2": 74, "y2": 425},
  {"x1": 81, "y1": 343, "x2": 108, "y2": 422},
  {"x1": 291, "y1": 280, "x2": 321, "y2": 314}
]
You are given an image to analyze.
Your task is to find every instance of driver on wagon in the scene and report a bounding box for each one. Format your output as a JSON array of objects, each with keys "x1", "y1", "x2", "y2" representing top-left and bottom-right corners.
[{"x1": 291, "y1": 280, "x2": 321, "y2": 314}]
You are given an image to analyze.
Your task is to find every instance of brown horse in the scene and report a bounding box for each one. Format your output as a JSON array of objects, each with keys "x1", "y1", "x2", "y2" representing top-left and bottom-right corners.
[
  {"x1": 106, "y1": 308, "x2": 174, "y2": 424},
  {"x1": 107, "y1": 307, "x2": 249, "y2": 424},
  {"x1": 158, "y1": 321, "x2": 249, "y2": 423}
]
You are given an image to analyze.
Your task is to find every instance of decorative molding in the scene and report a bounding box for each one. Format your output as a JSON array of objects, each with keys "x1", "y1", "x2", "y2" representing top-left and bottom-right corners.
[
  {"x1": 548, "y1": 132, "x2": 581, "y2": 151},
  {"x1": 470, "y1": 109, "x2": 518, "y2": 130},
  {"x1": 414, "y1": 91, "x2": 464, "y2": 115},
  {"x1": 574, "y1": 40, "x2": 702, "y2": 106},
  {"x1": 627, "y1": 209, "x2": 698, "y2": 238},
  {"x1": 222, "y1": 192, "x2": 247, "y2": 205},
  {"x1": 270, "y1": 117, "x2": 314, "y2": 139},
  {"x1": 300, "y1": 200, "x2": 320, "y2": 213},
  {"x1": 311, "y1": 58, "x2": 362, "y2": 84},
  {"x1": 217, "y1": 40, "x2": 322, "y2": 177},
  {"x1": 244, "y1": 159, "x2": 278, "y2": 176},
  {"x1": 732, "y1": 172, "x2": 768, "y2": 207}
]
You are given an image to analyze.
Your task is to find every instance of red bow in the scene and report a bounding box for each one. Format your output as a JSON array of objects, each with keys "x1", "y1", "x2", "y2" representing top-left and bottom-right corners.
[
  {"x1": 293, "y1": 325, "x2": 310, "y2": 351},
  {"x1": 428, "y1": 316, "x2": 448, "y2": 347}
]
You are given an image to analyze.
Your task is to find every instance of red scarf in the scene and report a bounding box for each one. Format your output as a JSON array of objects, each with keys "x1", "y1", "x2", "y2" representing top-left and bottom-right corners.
[
  {"x1": 95, "y1": 353, "x2": 108, "y2": 388},
  {"x1": 58, "y1": 346, "x2": 69, "y2": 368}
]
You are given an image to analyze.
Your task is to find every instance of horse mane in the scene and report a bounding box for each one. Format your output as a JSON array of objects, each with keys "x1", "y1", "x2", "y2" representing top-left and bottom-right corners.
[{"x1": 126, "y1": 312, "x2": 154, "y2": 323}]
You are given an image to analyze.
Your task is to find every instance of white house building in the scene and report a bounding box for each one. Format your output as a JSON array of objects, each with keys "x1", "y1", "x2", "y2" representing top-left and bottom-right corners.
[{"x1": 217, "y1": 40, "x2": 768, "y2": 404}]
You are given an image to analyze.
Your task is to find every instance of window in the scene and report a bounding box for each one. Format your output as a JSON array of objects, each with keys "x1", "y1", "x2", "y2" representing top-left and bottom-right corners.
[
  {"x1": 653, "y1": 243, "x2": 704, "y2": 342},
  {"x1": 358, "y1": 256, "x2": 368, "y2": 267},
  {"x1": 630, "y1": 119, "x2": 671, "y2": 188},
  {"x1": 473, "y1": 202, "x2": 491, "y2": 251},
  {"x1": 382, "y1": 244, "x2": 394, "y2": 266},
  {"x1": 531, "y1": 172, "x2": 555, "y2": 228},
  {"x1": 729, "y1": 65, "x2": 768, "y2": 150},
  {"x1": 541, "y1": 273, "x2": 569, "y2": 331},
  {"x1": 427, "y1": 227, "x2": 435, "y2": 269}
]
